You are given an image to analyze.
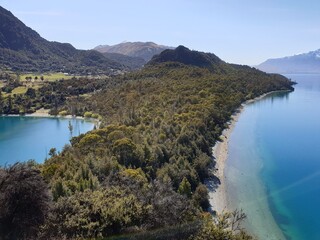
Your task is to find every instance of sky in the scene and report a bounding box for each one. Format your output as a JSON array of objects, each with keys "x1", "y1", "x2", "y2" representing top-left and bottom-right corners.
[{"x1": 0, "y1": 0, "x2": 320, "y2": 65}]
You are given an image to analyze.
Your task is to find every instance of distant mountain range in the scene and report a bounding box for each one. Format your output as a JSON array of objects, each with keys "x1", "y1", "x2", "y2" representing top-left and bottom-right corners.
[
  {"x1": 101, "y1": 52, "x2": 146, "y2": 70},
  {"x1": 94, "y1": 42, "x2": 174, "y2": 62},
  {"x1": 0, "y1": 6, "x2": 127, "y2": 74},
  {"x1": 257, "y1": 49, "x2": 320, "y2": 73}
]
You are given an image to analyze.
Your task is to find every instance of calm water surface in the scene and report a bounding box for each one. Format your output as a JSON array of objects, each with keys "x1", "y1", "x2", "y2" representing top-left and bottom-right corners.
[
  {"x1": 227, "y1": 74, "x2": 320, "y2": 239},
  {"x1": 0, "y1": 116, "x2": 94, "y2": 165}
]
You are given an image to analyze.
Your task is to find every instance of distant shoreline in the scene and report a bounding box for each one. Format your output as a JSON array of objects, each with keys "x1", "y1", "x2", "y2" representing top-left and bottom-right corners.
[
  {"x1": 208, "y1": 90, "x2": 291, "y2": 239},
  {"x1": 1, "y1": 108, "x2": 101, "y2": 128}
]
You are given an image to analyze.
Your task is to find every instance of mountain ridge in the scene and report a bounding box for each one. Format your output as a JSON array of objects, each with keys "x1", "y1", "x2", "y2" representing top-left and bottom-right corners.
[
  {"x1": 94, "y1": 41, "x2": 174, "y2": 62},
  {"x1": 0, "y1": 6, "x2": 124, "y2": 74},
  {"x1": 257, "y1": 49, "x2": 320, "y2": 73}
]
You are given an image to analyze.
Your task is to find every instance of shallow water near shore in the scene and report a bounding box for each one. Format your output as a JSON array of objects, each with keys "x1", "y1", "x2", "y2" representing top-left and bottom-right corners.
[
  {"x1": 225, "y1": 74, "x2": 320, "y2": 239},
  {"x1": 0, "y1": 116, "x2": 94, "y2": 165}
]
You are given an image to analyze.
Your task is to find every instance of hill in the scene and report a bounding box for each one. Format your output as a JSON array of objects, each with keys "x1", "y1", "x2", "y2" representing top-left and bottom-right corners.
[
  {"x1": 257, "y1": 49, "x2": 320, "y2": 73},
  {"x1": 0, "y1": 43, "x2": 294, "y2": 239},
  {"x1": 148, "y1": 45, "x2": 228, "y2": 72},
  {"x1": 0, "y1": 6, "x2": 124, "y2": 74},
  {"x1": 94, "y1": 41, "x2": 174, "y2": 62},
  {"x1": 103, "y1": 52, "x2": 146, "y2": 70}
]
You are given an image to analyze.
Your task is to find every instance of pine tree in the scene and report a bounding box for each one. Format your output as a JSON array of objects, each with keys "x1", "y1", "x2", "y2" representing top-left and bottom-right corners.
[{"x1": 178, "y1": 177, "x2": 192, "y2": 198}]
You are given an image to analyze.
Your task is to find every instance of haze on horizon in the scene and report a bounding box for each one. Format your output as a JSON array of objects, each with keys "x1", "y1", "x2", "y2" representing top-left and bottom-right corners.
[{"x1": 0, "y1": 0, "x2": 319, "y2": 65}]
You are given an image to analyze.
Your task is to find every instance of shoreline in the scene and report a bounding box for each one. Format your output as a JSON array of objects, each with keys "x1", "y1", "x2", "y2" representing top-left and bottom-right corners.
[
  {"x1": 208, "y1": 90, "x2": 290, "y2": 239},
  {"x1": 208, "y1": 105, "x2": 243, "y2": 214},
  {"x1": 1, "y1": 108, "x2": 101, "y2": 128},
  {"x1": 0, "y1": 108, "x2": 101, "y2": 129}
]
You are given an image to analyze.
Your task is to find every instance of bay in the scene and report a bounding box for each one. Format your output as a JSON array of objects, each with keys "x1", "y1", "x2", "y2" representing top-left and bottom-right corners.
[
  {"x1": 226, "y1": 74, "x2": 320, "y2": 239},
  {"x1": 0, "y1": 116, "x2": 94, "y2": 165}
]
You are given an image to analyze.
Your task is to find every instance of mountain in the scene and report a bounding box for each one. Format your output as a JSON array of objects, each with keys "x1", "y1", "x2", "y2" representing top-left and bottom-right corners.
[
  {"x1": 148, "y1": 45, "x2": 222, "y2": 68},
  {"x1": 0, "y1": 6, "x2": 124, "y2": 74},
  {"x1": 94, "y1": 42, "x2": 174, "y2": 62},
  {"x1": 257, "y1": 49, "x2": 320, "y2": 73},
  {"x1": 147, "y1": 45, "x2": 294, "y2": 89},
  {"x1": 102, "y1": 52, "x2": 146, "y2": 70}
]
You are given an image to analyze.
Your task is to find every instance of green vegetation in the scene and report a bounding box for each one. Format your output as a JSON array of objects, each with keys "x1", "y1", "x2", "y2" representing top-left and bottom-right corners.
[
  {"x1": 20, "y1": 72, "x2": 75, "y2": 82},
  {"x1": 0, "y1": 75, "x2": 110, "y2": 114},
  {"x1": 0, "y1": 46, "x2": 293, "y2": 239},
  {"x1": 0, "y1": 163, "x2": 50, "y2": 240},
  {"x1": 11, "y1": 86, "x2": 27, "y2": 95}
]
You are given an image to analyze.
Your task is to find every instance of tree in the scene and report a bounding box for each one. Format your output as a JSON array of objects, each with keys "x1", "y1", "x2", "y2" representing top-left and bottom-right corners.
[
  {"x1": 178, "y1": 177, "x2": 192, "y2": 198},
  {"x1": 48, "y1": 148, "x2": 57, "y2": 157},
  {"x1": 190, "y1": 211, "x2": 252, "y2": 240},
  {"x1": 68, "y1": 121, "x2": 73, "y2": 136},
  {"x1": 25, "y1": 88, "x2": 36, "y2": 98},
  {"x1": 192, "y1": 184, "x2": 210, "y2": 210},
  {"x1": 44, "y1": 188, "x2": 145, "y2": 238},
  {"x1": 0, "y1": 91, "x2": 3, "y2": 113},
  {"x1": 0, "y1": 163, "x2": 51, "y2": 239},
  {"x1": 112, "y1": 138, "x2": 139, "y2": 167}
]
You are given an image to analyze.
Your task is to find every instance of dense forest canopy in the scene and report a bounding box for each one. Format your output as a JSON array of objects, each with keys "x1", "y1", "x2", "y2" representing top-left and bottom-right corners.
[{"x1": 0, "y1": 46, "x2": 294, "y2": 239}]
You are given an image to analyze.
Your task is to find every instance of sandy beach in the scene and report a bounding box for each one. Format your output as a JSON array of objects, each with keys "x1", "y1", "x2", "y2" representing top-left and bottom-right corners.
[
  {"x1": 208, "y1": 106, "x2": 243, "y2": 214},
  {"x1": 1, "y1": 108, "x2": 101, "y2": 128},
  {"x1": 208, "y1": 91, "x2": 290, "y2": 239},
  {"x1": 208, "y1": 91, "x2": 276, "y2": 213}
]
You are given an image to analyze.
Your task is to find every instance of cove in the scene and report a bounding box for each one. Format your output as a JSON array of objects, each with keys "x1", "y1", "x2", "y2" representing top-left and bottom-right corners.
[
  {"x1": 0, "y1": 116, "x2": 95, "y2": 165},
  {"x1": 225, "y1": 74, "x2": 320, "y2": 239}
]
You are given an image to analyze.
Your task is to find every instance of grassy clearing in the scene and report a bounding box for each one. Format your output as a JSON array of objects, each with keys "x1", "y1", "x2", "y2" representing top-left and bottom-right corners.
[
  {"x1": 20, "y1": 72, "x2": 76, "y2": 82},
  {"x1": 0, "y1": 72, "x2": 79, "y2": 98},
  {"x1": 1, "y1": 87, "x2": 28, "y2": 98},
  {"x1": 11, "y1": 86, "x2": 28, "y2": 95}
]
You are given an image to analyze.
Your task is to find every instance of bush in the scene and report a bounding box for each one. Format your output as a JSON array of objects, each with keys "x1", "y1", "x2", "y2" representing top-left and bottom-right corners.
[
  {"x1": 91, "y1": 113, "x2": 101, "y2": 119},
  {"x1": 43, "y1": 188, "x2": 145, "y2": 238},
  {"x1": 84, "y1": 111, "x2": 93, "y2": 118},
  {"x1": 0, "y1": 163, "x2": 51, "y2": 239},
  {"x1": 58, "y1": 110, "x2": 68, "y2": 116}
]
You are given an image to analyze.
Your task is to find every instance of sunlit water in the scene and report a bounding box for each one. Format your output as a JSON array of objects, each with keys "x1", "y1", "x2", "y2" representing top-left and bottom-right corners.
[
  {"x1": 0, "y1": 116, "x2": 94, "y2": 165},
  {"x1": 226, "y1": 74, "x2": 320, "y2": 240}
]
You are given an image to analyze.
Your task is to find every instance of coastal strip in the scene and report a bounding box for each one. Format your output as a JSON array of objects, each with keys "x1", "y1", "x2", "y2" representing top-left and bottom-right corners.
[
  {"x1": 1, "y1": 108, "x2": 101, "y2": 128},
  {"x1": 208, "y1": 103, "x2": 243, "y2": 214},
  {"x1": 208, "y1": 90, "x2": 290, "y2": 239}
]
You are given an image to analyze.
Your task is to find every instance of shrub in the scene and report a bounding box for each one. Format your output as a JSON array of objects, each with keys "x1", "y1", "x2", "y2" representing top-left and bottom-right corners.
[
  {"x1": 0, "y1": 163, "x2": 50, "y2": 239},
  {"x1": 84, "y1": 111, "x2": 93, "y2": 118},
  {"x1": 58, "y1": 110, "x2": 68, "y2": 116}
]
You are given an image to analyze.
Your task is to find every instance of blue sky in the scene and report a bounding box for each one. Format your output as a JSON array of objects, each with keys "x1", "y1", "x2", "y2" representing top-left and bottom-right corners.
[{"x1": 0, "y1": 0, "x2": 319, "y2": 65}]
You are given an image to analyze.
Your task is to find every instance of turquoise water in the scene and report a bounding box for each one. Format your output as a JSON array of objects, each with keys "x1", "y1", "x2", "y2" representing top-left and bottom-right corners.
[
  {"x1": 227, "y1": 74, "x2": 320, "y2": 239},
  {"x1": 0, "y1": 116, "x2": 94, "y2": 165}
]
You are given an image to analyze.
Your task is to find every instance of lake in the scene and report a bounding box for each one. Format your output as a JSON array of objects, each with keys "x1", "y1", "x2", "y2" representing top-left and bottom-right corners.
[
  {"x1": 0, "y1": 116, "x2": 95, "y2": 165},
  {"x1": 226, "y1": 74, "x2": 320, "y2": 239}
]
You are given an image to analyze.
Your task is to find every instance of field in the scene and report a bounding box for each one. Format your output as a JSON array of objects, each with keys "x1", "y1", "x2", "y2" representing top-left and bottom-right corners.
[
  {"x1": 11, "y1": 86, "x2": 28, "y2": 95},
  {"x1": 1, "y1": 72, "x2": 79, "y2": 98},
  {"x1": 20, "y1": 72, "x2": 76, "y2": 82}
]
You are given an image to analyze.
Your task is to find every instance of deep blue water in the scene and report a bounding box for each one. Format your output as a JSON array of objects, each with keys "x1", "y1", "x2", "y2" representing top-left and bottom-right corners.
[
  {"x1": 228, "y1": 74, "x2": 320, "y2": 239},
  {"x1": 0, "y1": 116, "x2": 94, "y2": 165}
]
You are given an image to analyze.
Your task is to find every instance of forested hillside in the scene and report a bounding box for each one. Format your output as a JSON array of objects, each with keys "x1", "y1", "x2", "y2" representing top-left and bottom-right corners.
[
  {"x1": 0, "y1": 6, "x2": 124, "y2": 74},
  {"x1": 0, "y1": 46, "x2": 294, "y2": 239}
]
